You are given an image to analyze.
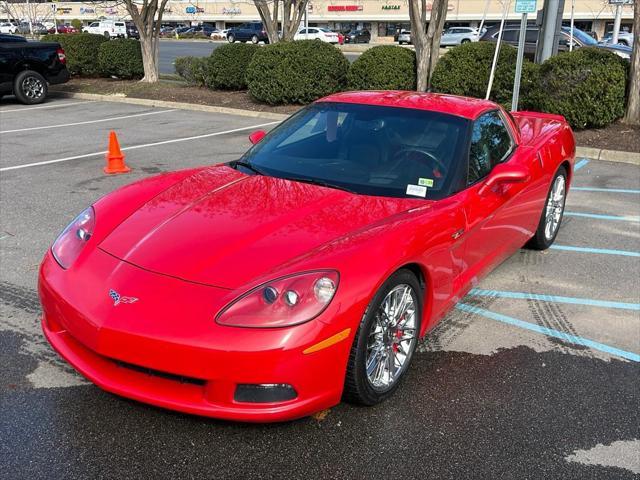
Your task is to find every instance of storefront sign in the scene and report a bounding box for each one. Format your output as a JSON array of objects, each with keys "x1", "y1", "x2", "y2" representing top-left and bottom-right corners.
[
  {"x1": 327, "y1": 5, "x2": 363, "y2": 12},
  {"x1": 186, "y1": 6, "x2": 205, "y2": 14},
  {"x1": 222, "y1": 7, "x2": 241, "y2": 14},
  {"x1": 104, "y1": 7, "x2": 118, "y2": 15},
  {"x1": 79, "y1": 7, "x2": 95, "y2": 14},
  {"x1": 382, "y1": 5, "x2": 401, "y2": 10},
  {"x1": 56, "y1": 7, "x2": 72, "y2": 14}
]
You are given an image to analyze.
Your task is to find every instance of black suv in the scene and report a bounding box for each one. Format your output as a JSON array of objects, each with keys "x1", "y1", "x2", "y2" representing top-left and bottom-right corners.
[
  {"x1": 227, "y1": 22, "x2": 269, "y2": 44},
  {"x1": 480, "y1": 25, "x2": 631, "y2": 60},
  {"x1": 344, "y1": 29, "x2": 371, "y2": 44}
]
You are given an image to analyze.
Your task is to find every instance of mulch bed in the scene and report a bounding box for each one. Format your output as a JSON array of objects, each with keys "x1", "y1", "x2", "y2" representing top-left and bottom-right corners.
[
  {"x1": 573, "y1": 122, "x2": 640, "y2": 153},
  {"x1": 51, "y1": 78, "x2": 301, "y2": 115},
  {"x1": 52, "y1": 78, "x2": 639, "y2": 153}
]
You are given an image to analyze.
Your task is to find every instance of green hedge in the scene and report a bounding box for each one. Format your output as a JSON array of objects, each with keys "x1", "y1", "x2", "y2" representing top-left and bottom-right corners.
[
  {"x1": 534, "y1": 47, "x2": 628, "y2": 129},
  {"x1": 347, "y1": 45, "x2": 416, "y2": 91},
  {"x1": 98, "y1": 39, "x2": 144, "y2": 79},
  {"x1": 206, "y1": 43, "x2": 259, "y2": 90},
  {"x1": 247, "y1": 40, "x2": 349, "y2": 105},
  {"x1": 41, "y1": 33, "x2": 108, "y2": 76},
  {"x1": 174, "y1": 56, "x2": 208, "y2": 86},
  {"x1": 431, "y1": 42, "x2": 540, "y2": 110}
]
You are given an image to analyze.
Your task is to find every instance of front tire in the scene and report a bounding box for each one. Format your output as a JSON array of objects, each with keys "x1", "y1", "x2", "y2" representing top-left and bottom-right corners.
[
  {"x1": 14, "y1": 70, "x2": 48, "y2": 105},
  {"x1": 527, "y1": 165, "x2": 567, "y2": 250},
  {"x1": 251, "y1": 34, "x2": 258, "y2": 44},
  {"x1": 227, "y1": 34, "x2": 235, "y2": 43},
  {"x1": 343, "y1": 269, "x2": 422, "y2": 406},
  {"x1": 461, "y1": 38, "x2": 471, "y2": 44}
]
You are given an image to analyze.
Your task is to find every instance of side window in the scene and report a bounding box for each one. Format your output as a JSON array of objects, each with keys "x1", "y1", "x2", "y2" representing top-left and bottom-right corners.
[
  {"x1": 299, "y1": 29, "x2": 306, "y2": 34},
  {"x1": 468, "y1": 111, "x2": 514, "y2": 185},
  {"x1": 501, "y1": 30, "x2": 518, "y2": 42}
]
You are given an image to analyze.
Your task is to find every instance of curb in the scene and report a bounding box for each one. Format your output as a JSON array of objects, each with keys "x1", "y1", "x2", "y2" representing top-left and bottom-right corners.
[
  {"x1": 48, "y1": 92, "x2": 640, "y2": 165},
  {"x1": 51, "y1": 91, "x2": 290, "y2": 121},
  {"x1": 576, "y1": 146, "x2": 640, "y2": 166}
]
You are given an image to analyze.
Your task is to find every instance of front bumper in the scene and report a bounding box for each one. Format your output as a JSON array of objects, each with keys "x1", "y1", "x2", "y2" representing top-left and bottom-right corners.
[{"x1": 39, "y1": 249, "x2": 354, "y2": 422}]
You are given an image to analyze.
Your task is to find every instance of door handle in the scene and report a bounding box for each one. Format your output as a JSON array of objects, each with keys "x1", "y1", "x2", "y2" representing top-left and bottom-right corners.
[{"x1": 452, "y1": 229, "x2": 465, "y2": 240}]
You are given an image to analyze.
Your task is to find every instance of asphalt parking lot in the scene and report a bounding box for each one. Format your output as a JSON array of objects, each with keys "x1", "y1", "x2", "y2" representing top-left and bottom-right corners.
[{"x1": 0, "y1": 97, "x2": 639, "y2": 479}]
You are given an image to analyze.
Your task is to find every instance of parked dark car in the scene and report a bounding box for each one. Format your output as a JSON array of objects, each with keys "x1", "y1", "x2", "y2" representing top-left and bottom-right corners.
[
  {"x1": 344, "y1": 29, "x2": 371, "y2": 44},
  {"x1": 480, "y1": 25, "x2": 631, "y2": 60},
  {"x1": 0, "y1": 33, "x2": 26, "y2": 43},
  {"x1": 226, "y1": 22, "x2": 269, "y2": 44},
  {"x1": 126, "y1": 22, "x2": 139, "y2": 39},
  {"x1": 184, "y1": 25, "x2": 216, "y2": 37},
  {"x1": 0, "y1": 38, "x2": 69, "y2": 104}
]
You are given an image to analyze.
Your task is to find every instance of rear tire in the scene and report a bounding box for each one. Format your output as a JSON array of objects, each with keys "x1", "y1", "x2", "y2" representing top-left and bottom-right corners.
[
  {"x1": 227, "y1": 34, "x2": 235, "y2": 43},
  {"x1": 461, "y1": 38, "x2": 471, "y2": 44},
  {"x1": 13, "y1": 70, "x2": 47, "y2": 105},
  {"x1": 343, "y1": 269, "x2": 422, "y2": 406},
  {"x1": 103, "y1": 31, "x2": 110, "y2": 38},
  {"x1": 251, "y1": 34, "x2": 258, "y2": 44},
  {"x1": 526, "y1": 166, "x2": 567, "y2": 250}
]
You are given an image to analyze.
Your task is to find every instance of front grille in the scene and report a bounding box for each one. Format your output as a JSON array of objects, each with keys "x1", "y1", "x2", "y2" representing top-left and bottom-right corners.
[{"x1": 115, "y1": 360, "x2": 206, "y2": 386}]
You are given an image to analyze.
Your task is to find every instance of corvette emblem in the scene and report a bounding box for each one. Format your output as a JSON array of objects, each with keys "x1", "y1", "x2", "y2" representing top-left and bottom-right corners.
[{"x1": 109, "y1": 289, "x2": 138, "y2": 306}]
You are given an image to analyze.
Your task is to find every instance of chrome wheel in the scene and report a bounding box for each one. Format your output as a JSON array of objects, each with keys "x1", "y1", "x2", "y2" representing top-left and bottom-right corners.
[
  {"x1": 366, "y1": 284, "x2": 417, "y2": 391},
  {"x1": 21, "y1": 76, "x2": 44, "y2": 100},
  {"x1": 544, "y1": 174, "x2": 565, "y2": 240}
]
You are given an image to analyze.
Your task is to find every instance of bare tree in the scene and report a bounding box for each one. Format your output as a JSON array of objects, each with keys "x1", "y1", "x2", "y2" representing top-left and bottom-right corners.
[
  {"x1": 254, "y1": 0, "x2": 308, "y2": 44},
  {"x1": 622, "y1": 0, "x2": 639, "y2": 125},
  {"x1": 1, "y1": 0, "x2": 53, "y2": 33},
  {"x1": 409, "y1": 0, "x2": 449, "y2": 92},
  {"x1": 122, "y1": 0, "x2": 170, "y2": 82}
]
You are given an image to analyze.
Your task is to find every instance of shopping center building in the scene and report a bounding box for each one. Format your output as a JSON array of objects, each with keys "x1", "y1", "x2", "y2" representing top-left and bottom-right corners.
[{"x1": 3, "y1": 0, "x2": 636, "y2": 40}]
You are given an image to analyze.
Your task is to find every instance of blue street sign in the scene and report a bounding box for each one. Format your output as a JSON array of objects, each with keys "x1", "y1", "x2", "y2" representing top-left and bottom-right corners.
[{"x1": 515, "y1": 0, "x2": 537, "y2": 14}]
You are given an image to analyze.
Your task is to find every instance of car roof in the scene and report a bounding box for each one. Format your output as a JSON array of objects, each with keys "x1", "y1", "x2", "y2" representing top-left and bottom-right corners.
[{"x1": 319, "y1": 91, "x2": 499, "y2": 120}]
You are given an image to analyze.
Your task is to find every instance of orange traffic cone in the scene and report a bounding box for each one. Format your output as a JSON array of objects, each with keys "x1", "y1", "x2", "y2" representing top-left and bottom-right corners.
[{"x1": 104, "y1": 131, "x2": 130, "y2": 174}]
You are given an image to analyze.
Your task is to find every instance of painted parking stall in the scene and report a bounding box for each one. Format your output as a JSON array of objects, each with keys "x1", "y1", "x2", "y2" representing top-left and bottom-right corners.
[{"x1": 0, "y1": 98, "x2": 639, "y2": 478}]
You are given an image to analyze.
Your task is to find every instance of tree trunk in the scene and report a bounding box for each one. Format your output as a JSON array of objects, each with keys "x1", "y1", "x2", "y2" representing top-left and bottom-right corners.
[
  {"x1": 409, "y1": 0, "x2": 449, "y2": 92},
  {"x1": 139, "y1": 31, "x2": 159, "y2": 83},
  {"x1": 623, "y1": 1, "x2": 639, "y2": 125},
  {"x1": 254, "y1": 0, "x2": 308, "y2": 43},
  {"x1": 255, "y1": 0, "x2": 280, "y2": 44}
]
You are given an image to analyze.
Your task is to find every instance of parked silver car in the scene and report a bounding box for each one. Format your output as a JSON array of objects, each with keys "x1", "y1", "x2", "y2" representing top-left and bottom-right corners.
[
  {"x1": 600, "y1": 31, "x2": 634, "y2": 48},
  {"x1": 440, "y1": 27, "x2": 480, "y2": 46}
]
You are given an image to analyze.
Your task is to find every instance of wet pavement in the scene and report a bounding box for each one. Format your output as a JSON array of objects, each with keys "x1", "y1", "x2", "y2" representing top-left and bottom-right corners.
[{"x1": 1, "y1": 98, "x2": 638, "y2": 479}]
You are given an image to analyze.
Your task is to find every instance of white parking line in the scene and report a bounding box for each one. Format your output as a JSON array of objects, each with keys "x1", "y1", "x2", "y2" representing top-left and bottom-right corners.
[
  {"x1": 0, "y1": 109, "x2": 176, "y2": 134},
  {"x1": 0, "y1": 100, "x2": 95, "y2": 114},
  {"x1": 0, "y1": 121, "x2": 281, "y2": 172}
]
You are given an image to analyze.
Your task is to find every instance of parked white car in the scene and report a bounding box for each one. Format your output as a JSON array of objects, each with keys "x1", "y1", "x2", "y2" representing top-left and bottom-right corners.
[
  {"x1": 440, "y1": 27, "x2": 480, "y2": 46},
  {"x1": 0, "y1": 21, "x2": 18, "y2": 34},
  {"x1": 398, "y1": 31, "x2": 411, "y2": 45},
  {"x1": 294, "y1": 27, "x2": 339, "y2": 43},
  {"x1": 83, "y1": 20, "x2": 127, "y2": 38}
]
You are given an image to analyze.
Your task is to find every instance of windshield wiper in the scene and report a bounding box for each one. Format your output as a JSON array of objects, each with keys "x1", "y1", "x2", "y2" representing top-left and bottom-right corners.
[
  {"x1": 279, "y1": 176, "x2": 357, "y2": 194},
  {"x1": 230, "y1": 160, "x2": 264, "y2": 175}
]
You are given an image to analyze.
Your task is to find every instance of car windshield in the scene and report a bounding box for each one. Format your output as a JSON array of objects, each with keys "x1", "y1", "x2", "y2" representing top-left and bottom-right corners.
[
  {"x1": 564, "y1": 27, "x2": 597, "y2": 45},
  {"x1": 239, "y1": 102, "x2": 470, "y2": 199}
]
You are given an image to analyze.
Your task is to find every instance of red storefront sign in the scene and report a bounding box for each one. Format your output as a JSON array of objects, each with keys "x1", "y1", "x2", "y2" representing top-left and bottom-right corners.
[{"x1": 327, "y1": 5, "x2": 364, "y2": 11}]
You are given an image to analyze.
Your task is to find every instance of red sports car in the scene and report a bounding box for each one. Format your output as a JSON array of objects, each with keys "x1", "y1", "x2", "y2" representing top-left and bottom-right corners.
[{"x1": 39, "y1": 92, "x2": 575, "y2": 422}]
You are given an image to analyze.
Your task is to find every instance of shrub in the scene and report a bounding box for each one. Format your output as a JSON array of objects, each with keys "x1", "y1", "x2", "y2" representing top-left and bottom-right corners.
[
  {"x1": 41, "y1": 33, "x2": 108, "y2": 76},
  {"x1": 535, "y1": 47, "x2": 628, "y2": 129},
  {"x1": 205, "y1": 43, "x2": 259, "y2": 90},
  {"x1": 247, "y1": 40, "x2": 349, "y2": 105},
  {"x1": 98, "y1": 39, "x2": 144, "y2": 79},
  {"x1": 347, "y1": 45, "x2": 416, "y2": 91},
  {"x1": 174, "y1": 56, "x2": 208, "y2": 86},
  {"x1": 431, "y1": 41, "x2": 540, "y2": 110},
  {"x1": 70, "y1": 19, "x2": 82, "y2": 31}
]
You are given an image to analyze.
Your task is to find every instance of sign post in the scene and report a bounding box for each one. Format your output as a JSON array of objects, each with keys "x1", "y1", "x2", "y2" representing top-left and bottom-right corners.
[
  {"x1": 51, "y1": 3, "x2": 58, "y2": 34},
  {"x1": 511, "y1": 0, "x2": 536, "y2": 111}
]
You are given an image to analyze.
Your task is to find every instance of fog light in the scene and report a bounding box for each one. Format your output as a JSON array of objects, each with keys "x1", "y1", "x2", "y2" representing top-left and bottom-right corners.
[{"x1": 234, "y1": 384, "x2": 298, "y2": 403}]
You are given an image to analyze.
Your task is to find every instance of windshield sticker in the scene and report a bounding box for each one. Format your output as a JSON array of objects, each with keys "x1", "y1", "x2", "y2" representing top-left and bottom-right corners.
[
  {"x1": 418, "y1": 178, "x2": 434, "y2": 187},
  {"x1": 406, "y1": 184, "x2": 427, "y2": 198}
]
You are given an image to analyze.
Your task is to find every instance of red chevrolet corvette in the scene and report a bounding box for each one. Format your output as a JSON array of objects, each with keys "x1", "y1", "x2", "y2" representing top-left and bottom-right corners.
[{"x1": 39, "y1": 92, "x2": 575, "y2": 422}]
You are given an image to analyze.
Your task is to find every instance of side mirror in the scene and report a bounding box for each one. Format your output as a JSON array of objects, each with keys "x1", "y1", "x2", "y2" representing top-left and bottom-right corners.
[
  {"x1": 248, "y1": 130, "x2": 266, "y2": 145},
  {"x1": 478, "y1": 163, "x2": 530, "y2": 196}
]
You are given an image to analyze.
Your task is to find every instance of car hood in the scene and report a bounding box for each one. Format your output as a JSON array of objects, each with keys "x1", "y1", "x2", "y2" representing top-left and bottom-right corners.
[{"x1": 99, "y1": 166, "x2": 422, "y2": 289}]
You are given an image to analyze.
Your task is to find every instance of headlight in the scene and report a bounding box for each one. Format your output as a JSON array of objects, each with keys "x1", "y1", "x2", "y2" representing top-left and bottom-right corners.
[
  {"x1": 51, "y1": 207, "x2": 95, "y2": 269},
  {"x1": 216, "y1": 271, "x2": 339, "y2": 328}
]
